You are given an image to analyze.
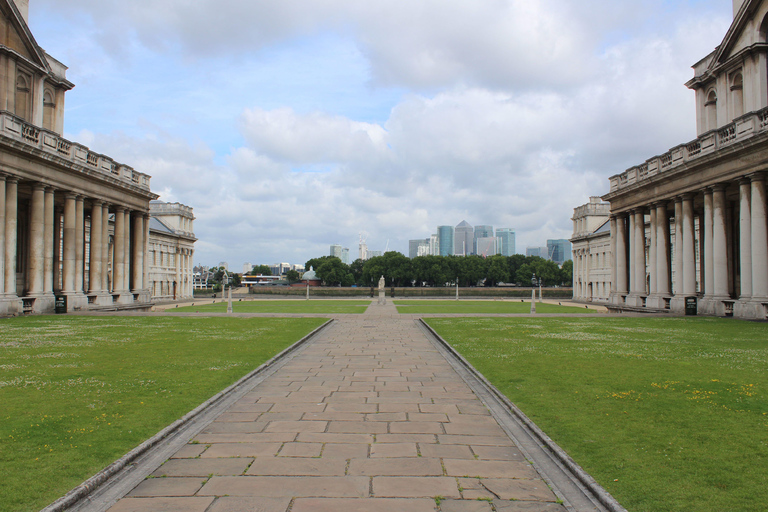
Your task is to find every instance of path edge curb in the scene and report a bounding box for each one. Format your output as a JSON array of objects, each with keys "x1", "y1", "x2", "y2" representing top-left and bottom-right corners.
[
  {"x1": 40, "y1": 318, "x2": 334, "y2": 512},
  {"x1": 418, "y1": 318, "x2": 627, "y2": 512}
]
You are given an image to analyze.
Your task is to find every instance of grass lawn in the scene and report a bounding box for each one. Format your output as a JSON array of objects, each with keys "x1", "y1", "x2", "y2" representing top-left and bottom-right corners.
[
  {"x1": 0, "y1": 315, "x2": 325, "y2": 512},
  {"x1": 175, "y1": 299, "x2": 371, "y2": 314},
  {"x1": 394, "y1": 299, "x2": 595, "y2": 314},
  {"x1": 426, "y1": 317, "x2": 768, "y2": 512}
]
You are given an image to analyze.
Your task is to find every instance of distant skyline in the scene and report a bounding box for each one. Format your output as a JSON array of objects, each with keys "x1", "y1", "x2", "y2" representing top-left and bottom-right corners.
[{"x1": 29, "y1": 0, "x2": 733, "y2": 265}]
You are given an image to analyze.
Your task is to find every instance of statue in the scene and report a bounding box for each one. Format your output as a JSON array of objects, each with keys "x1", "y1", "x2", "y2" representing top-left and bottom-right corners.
[{"x1": 377, "y1": 275, "x2": 386, "y2": 305}]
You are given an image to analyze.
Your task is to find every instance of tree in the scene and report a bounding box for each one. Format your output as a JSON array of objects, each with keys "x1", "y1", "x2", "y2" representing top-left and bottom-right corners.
[
  {"x1": 250, "y1": 264, "x2": 272, "y2": 276},
  {"x1": 305, "y1": 256, "x2": 336, "y2": 273},
  {"x1": 349, "y1": 259, "x2": 365, "y2": 285},
  {"x1": 485, "y1": 255, "x2": 510, "y2": 286},
  {"x1": 559, "y1": 260, "x2": 573, "y2": 286},
  {"x1": 316, "y1": 257, "x2": 353, "y2": 286},
  {"x1": 286, "y1": 269, "x2": 300, "y2": 283}
]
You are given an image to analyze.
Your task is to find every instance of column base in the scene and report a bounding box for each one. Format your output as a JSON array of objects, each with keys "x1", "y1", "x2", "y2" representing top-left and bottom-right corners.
[
  {"x1": 734, "y1": 299, "x2": 768, "y2": 320},
  {"x1": 645, "y1": 294, "x2": 672, "y2": 310},
  {"x1": 609, "y1": 292, "x2": 628, "y2": 306},
  {"x1": 624, "y1": 294, "x2": 648, "y2": 308},
  {"x1": 28, "y1": 293, "x2": 55, "y2": 314},
  {"x1": 0, "y1": 296, "x2": 23, "y2": 316},
  {"x1": 131, "y1": 289, "x2": 151, "y2": 304},
  {"x1": 87, "y1": 292, "x2": 116, "y2": 307},
  {"x1": 669, "y1": 296, "x2": 687, "y2": 315},
  {"x1": 697, "y1": 296, "x2": 733, "y2": 316},
  {"x1": 113, "y1": 291, "x2": 135, "y2": 305},
  {"x1": 62, "y1": 292, "x2": 88, "y2": 312}
]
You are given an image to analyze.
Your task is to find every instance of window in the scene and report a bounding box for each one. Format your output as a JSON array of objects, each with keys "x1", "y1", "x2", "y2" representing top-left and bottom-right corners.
[
  {"x1": 705, "y1": 89, "x2": 718, "y2": 132},
  {"x1": 730, "y1": 72, "x2": 744, "y2": 118},
  {"x1": 43, "y1": 89, "x2": 55, "y2": 131},
  {"x1": 15, "y1": 74, "x2": 31, "y2": 121}
]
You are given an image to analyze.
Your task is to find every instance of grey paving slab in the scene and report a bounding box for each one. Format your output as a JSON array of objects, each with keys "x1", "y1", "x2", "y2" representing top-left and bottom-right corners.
[{"x1": 102, "y1": 302, "x2": 599, "y2": 511}]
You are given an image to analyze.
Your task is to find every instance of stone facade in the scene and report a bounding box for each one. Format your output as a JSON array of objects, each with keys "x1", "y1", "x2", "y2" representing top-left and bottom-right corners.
[
  {"x1": 147, "y1": 201, "x2": 195, "y2": 301},
  {"x1": 0, "y1": 0, "x2": 158, "y2": 315},
  {"x1": 601, "y1": 0, "x2": 768, "y2": 319},
  {"x1": 571, "y1": 198, "x2": 612, "y2": 303}
]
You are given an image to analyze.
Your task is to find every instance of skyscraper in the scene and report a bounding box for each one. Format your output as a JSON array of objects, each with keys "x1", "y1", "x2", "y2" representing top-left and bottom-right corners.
[
  {"x1": 547, "y1": 239, "x2": 573, "y2": 265},
  {"x1": 496, "y1": 228, "x2": 516, "y2": 256},
  {"x1": 437, "y1": 226, "x2": 454, "y2": 256},
  {"x1": 473, "y1": 225, "x2": 493, "y2": 254},
  {"x1": 330, "y1": 244, "x2": 342, "y2": 259},
  {"x1": 454, "y1": 220, "x2": 474, "y2": 256},
  {"x1": 409, "y1": 239, "x2": 430, "y2": 259}
]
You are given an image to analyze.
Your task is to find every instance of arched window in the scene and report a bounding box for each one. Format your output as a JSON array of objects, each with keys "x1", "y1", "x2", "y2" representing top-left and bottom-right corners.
[
  {"x1": 43, "y1": 89, "x2": 55, "y2": 131},
  {"x1": 705, "y1": 89, "x2": 718, "y2": 132},
  {"x1": 731, "y1": 72, "x2": 744, "y2": 118},
  {"x1": 15, "y1": 74, "x2": 30, "y2": 121}
]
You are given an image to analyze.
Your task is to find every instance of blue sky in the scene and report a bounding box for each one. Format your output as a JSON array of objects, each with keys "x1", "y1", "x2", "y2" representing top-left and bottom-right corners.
[{"x1": 28, "y1": 0, "x2": 732, "y2": 269}]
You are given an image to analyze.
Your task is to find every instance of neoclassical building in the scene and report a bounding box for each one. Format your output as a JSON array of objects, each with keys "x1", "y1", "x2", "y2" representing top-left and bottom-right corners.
[
  {"x1": 147, "y1": 201, "x2": 195, "y2": 301},
  {"x1": 0, "y1": 0, "x2": 158, "y2": 315},
  {"x1": 602, "y1": 0, "x2": 768, "y2": 319},
  {"x1": 571, "y1": 198, "x2": 612, "y2": 303}
]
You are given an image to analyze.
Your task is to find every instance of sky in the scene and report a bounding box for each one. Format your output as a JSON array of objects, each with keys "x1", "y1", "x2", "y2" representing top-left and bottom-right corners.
[{"x1": 29, "y1": 0, "x2": 733, "y2": 269}]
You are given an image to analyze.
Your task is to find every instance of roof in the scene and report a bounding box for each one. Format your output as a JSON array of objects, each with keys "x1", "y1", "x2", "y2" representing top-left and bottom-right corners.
[
  {"x1": 149, "y1": 216, "x2": 174, "y2": 235},
  {"x1": 456, "y1": 220, "x2": 472, "y2": 229},
  {"x1": 594, "y1": 220, "x2": 611, "y2": 234}
]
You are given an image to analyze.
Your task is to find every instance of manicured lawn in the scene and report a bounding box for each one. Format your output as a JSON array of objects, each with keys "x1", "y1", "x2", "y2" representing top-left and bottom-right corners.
[
  {"x1": 394, "y1": 299, "x2": 594, "y2": 314},
  {"x1": 0, "y1": 316, "x2": 325, "y2": 512},
  {"x1": 426, "y1": 317, "x2": 768, "y2": 512},
  {"x1": 175, "y1": 299, "x2": 371, "y2": 314}
]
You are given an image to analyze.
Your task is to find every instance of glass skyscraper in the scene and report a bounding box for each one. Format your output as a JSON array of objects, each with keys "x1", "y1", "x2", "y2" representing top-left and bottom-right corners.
[
  {"x1": 454, "y1": 220, "x2": 473, "y2": 255},
  {"x1": 437, "y1": 226, "x2": 454, "y2": 256},
  {"x1": 496, "y1": 228, "x2": 516, "y2": 256}
]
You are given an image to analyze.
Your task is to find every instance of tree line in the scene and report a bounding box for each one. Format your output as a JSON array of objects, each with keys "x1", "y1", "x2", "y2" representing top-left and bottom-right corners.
[{"x1": 303, "y1": 253, "x2": 573, "y2": 288}]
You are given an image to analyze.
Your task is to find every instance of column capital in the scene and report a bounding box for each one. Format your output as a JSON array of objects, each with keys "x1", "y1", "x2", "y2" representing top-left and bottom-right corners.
[
  {"x1": 114, "y1": 205, "x2": 127, "y2": 213},
  {"x1": 31, "y1": 182, "x2": 46, "y2": 191},
  {"x1": 90, "y1": 199, "x2": 105, "y2": 208},
  {"x1": 748, "y1": 172, "x2": 767, "y2": 184}
]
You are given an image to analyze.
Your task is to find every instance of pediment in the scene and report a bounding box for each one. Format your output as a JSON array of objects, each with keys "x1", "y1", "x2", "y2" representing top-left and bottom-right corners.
[
  {"x1": 0, "y1": 0, "x2": 49, "y2": 72},
  {"x1": 710, "y1": 0, "x2": 767, "y2": 69}
]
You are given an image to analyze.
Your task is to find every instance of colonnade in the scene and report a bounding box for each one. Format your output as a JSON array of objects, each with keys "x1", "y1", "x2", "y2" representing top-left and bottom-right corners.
[
  {"x1": 0, "y1": 174, "x2": 151, "y2": 314},
  {"x1": 610, "y1": 173, "x2": 768, "y2": 318}
]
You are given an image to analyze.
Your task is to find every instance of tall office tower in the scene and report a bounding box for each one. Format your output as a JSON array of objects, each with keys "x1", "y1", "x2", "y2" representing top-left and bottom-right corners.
[
  {"x1": 473, "y1": 225, "x2": 493, "y2": 254},
  {"x1": 454, "y1": 220, "x2": 474, "y2": 256},
  {"x1": 496, "y1": 228, "x2": 516, "y2": 256},
  {"x1": 476, "y1": 237, "x2": 499, "y2": 257},
  {"x1": 437, "y1": 226, "x2": 455, "y2": 256},
  {"x1": 341, "y1": 247, "x2": 350, "y2": 264},
  {"x1": 526, "y1": 246, "x2": 550, "y2": 259},
  {"x1": 330, "y1": 244, "x2": 342, "y2": 258},
  {"x1": 547, "y1": 239, "x2": 573, "y2": 265},
  {"x1": 429, "y1": 234, "x2": 439, "y2": 256},
  {"x1": 409, "y1": 239, "x2": 422, "y2": 259}
]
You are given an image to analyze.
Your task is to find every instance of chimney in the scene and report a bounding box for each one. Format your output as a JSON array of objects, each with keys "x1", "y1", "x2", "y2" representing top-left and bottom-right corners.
[
  {"x1": 13, "y1": 0, "x2": 29, "y2": 24},
  {"x1": 733, "y1": 0, "x2": 745, "y2": 17}
]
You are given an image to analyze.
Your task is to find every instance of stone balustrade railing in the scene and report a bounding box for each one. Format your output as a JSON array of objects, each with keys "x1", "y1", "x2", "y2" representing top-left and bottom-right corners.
[
  {"x1": 150, "y1": 202, "x2": 195, "y2": 217},
  {"x1": 0, "y1": 111, "x2": 151, "y2": 191},
  {"x1": 610, "y1": 106, "x2": 768, "y2": 192}
]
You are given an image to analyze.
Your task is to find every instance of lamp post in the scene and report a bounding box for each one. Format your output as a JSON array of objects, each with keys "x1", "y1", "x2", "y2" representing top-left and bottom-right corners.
[
  {"x1": 223, "y1": 270, "x2": 232, "y2": 314},
  {"x1": 456, "y1": 278, "x2": 459, "y2": 301},
  {"x1": 538, "y1": 276, "x2": 543, "y2": 303},
  {"x1": 530, "y1": 274, "x2": 537, "y2": 314}
]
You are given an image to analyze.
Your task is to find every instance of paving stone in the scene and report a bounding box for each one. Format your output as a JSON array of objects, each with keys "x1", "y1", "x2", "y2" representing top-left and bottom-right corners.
[
  {"x1": 493, "y1": 501, "x2": 567, "y2": 511},
  {"x1": 278, "y1": 442, "x2": 323, "y2": 457},
  {"x1": 194, "y1": 433, "x2": 296, "y2": 444},
  {"x1": 350, "y1": 458, "x2": 443, "y2": 476},
  {"x1": 443, "y1": 423, "x2": 505, "y2": 436},
  {"x1": 375, "y1": 433, "x2": 437, "y2": 444},
  {"x1": 203, "y1": 422, "x2": 269, "y2": 434},
  {"x1": 420, "y1": 404, "x2": 460, "y2": 414},
  {"x1": 246, "y1": 458, "x2": 347, "y2": 476},
  {"x1": 418, "y1": 444, "x2": 474, "y2": 460},
  {"x1": 365, "y1": 412, "x2": 407, "y2": 422},
  {"x1": 471, "y1": 445, "x2": 525, "y2": 461},
  {"x1": 439, "y1": 499, "x2": 494, "y2": 512},
  {"x1": 438, "y1": 435, "x2": 513, "y2": 446},
  {"x1": 298, "y1": 432, "x2": 374, "y2": 444},
  {"x1": 481, "y1": 479, "x2": 559, "y2": 502},
  {"x1": 206, "y1": 497, "x2": 292, "y2": 512},
  {"x1": 169, "y1": 444, "x2": 207, "y2": 459},
  {"x1": 263, "y1": 420, "x2": 328, "y2": 433},
  {"x1": 214, "y1": 412, "x2": 263, "y2": 422},
  {"x1": 408, "y1": 413, "x2": 449, "y2": 422},
  {"x1": 200, "y1": 443, "x2": 281, "y2": 458},
  {"x1": 303, "y1": 412, "x2": 362, "y2": 422},
  {"x1": 378, "y1": 403, "x2": 421, "y2": 413},
  {"x1": 390, "y1": 422, "x2": 444, "y2": 434},
  {"x1": 107, "y1": 497, "x2": 215, "y2": 511},
  {"x1": 327, "y1": 421, "x2": 389, "y2": 434},
  {"x1": 127, "y1": 478, "x2": 204, "y2": 497},
  {"x1": 151, "y1": 458, "x2": 252, "y2": 477},
  {"x1": 199, "y1": 476, "x2": 369, "y2": 497},
  {"x1": 370, "y1": 442, "x2": 418, "y2": 458},
  {"x1": 227, "y1": 403, "x2": 274, "y2": 413},
  {"x1": 443, "y1": 460, "x2": 539, "y2": 479},
  {"x1": 321, "y1": 443, "x2": 370, "y2": 459},
  {"x1": 372, "y1": 477, "x2": 460, "y2": 498},
  {"x1": 324, "y1": 403, "x2": 378, "y2": 413},
  {"x1": 291, "y1": 498, "x2": 436, "y2": 512}
]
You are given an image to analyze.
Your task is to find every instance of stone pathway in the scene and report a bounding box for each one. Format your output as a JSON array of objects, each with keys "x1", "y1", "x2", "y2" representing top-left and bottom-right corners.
[{"x1": 106, "y1": 301, "x2": 567, "y2": 512}]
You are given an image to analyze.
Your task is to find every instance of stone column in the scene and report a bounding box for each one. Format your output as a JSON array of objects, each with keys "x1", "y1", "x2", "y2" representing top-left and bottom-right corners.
[
  {"x1": 656, "y1": 202, "x2": 671, "y2": 296},
  {"x1": 26, "y1": 183, "x2": 45, "y2": 295},
  {"x1": 752, "y1": 174, "x2": 768, "y2": 299},
  {"x1": 649, "y1": 207, "x2": 657, "y2": 295},
  {"x1": 615, "y1": 213, "x2": 628, "y2": 298},
  {"x1": 0, "y1": 176, "x2": 5, "y2": 293},
  {"x1": 75, "y1": 196, "x2": 84, "y2": 293},
  {"x1": 62, "y1": 193, "x2": 76, "y2": 293},
  {"x1": 113, "y1": 206, "x2": 125, "y2": 293},
  {"x1": 610, "y1": 216, "x2": 618, "y2": 296},
  {"x1": 673, "y1": 198, "x2": 683, "y2": 295},
  {"x1": 4, "y1": 178, "x2": 18, "y2": 297},
  {"x1": 44, "y1": 188, "x2": 54, "y2": 295},
  {"x1": 89, "y1": 201, "x2": 103, "y2": 294},
  {"x1": 682, "y1": 194, "x2": 697, "y2": 296},
  {"x1": 703, "y1": 189, "x2": 714, "y2": 297},
  {"x1": 143, "y1": 213, "x2": 150, "y2": 293},
  {"x1": 628, "y1": 212, "x2": 636, "y2": 294},
  {"x1": 632, "y1": 208, "x2": 646, "y2": 299},
  {"x1": 53, "y1": 207, "x2": 61, "y2": 292},
  {"x1": 101, "y1": 204, "x2": 110, "y2": 293},
  {"x1": 124, "y1": 209, "x2": 132, "y2": 297},
  {"x1": 713, "y1": 185, "x2": 729, "y2": 299},
  {"x1": 132, "y1": 214, "x2": 144, "y2": 294},
  {"x1": 740, "y1": 179, "x2": 753, "y2": 299}
]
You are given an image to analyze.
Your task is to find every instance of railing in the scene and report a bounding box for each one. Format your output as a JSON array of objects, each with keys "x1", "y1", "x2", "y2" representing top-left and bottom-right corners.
[
  {"x1": 610, "y1": 106, "x2": 768, "y2": 193},
  {"x1": 0, "y1": 110, "x2": 152, "y2": 191}
]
